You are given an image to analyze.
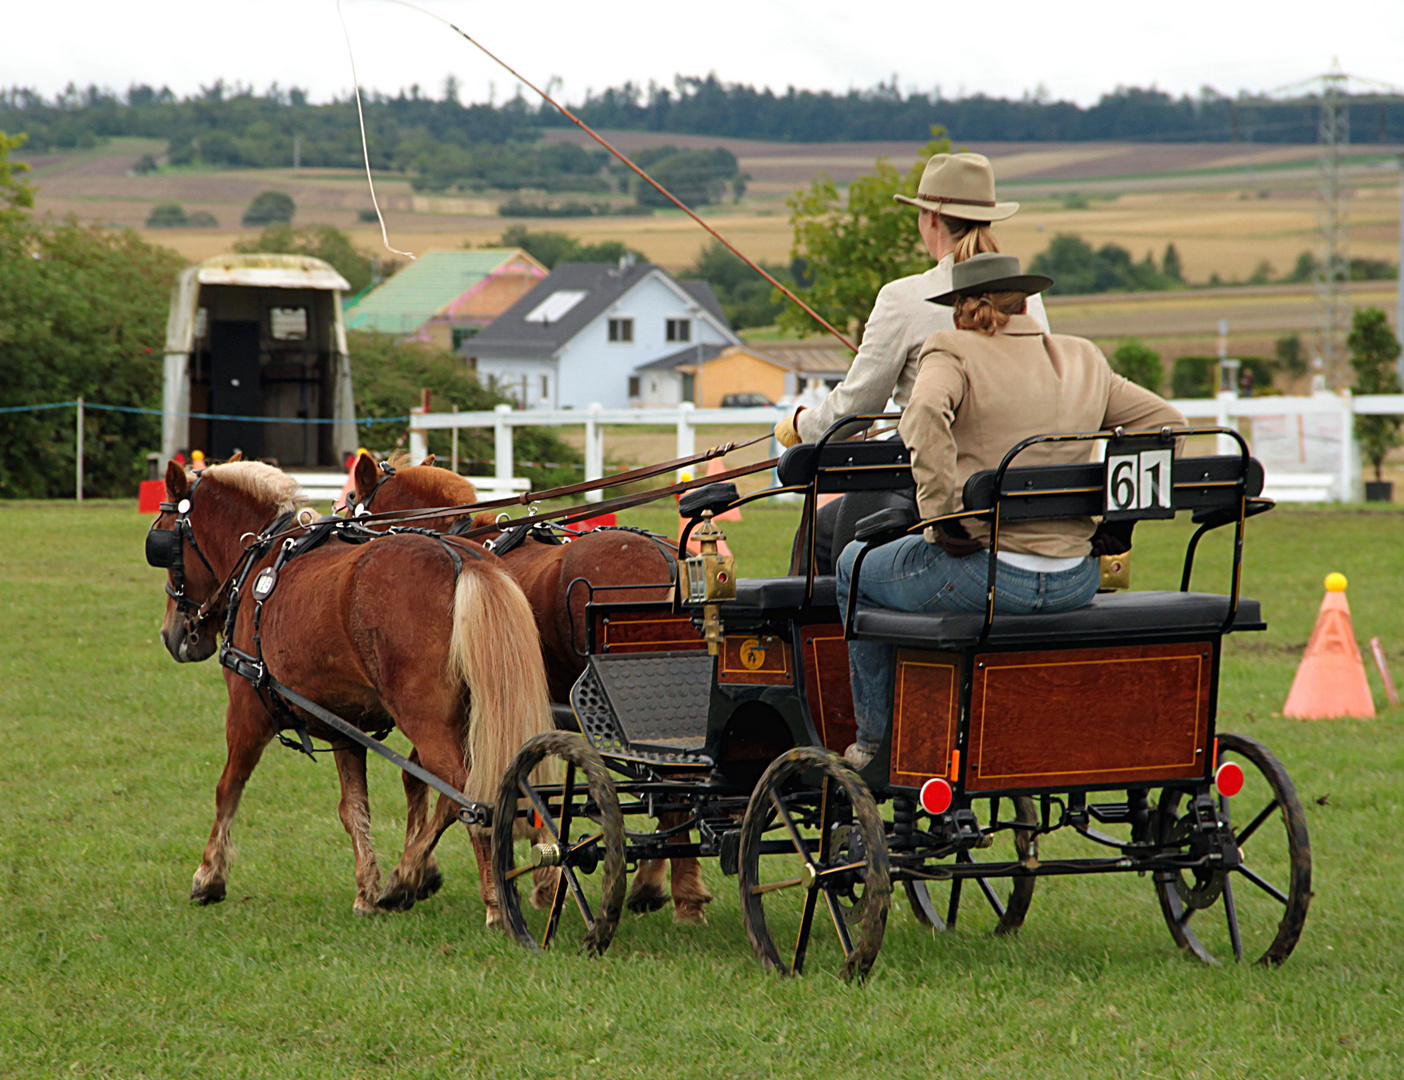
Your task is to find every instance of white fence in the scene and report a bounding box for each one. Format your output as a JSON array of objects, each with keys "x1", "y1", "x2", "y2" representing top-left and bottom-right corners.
[{"x1": 409, "y1": 393, "x2": 1404, "y2": 504}]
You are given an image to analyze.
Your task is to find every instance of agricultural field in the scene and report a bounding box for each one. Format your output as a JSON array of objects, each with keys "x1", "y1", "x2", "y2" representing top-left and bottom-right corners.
[{"x1": 2, "y1": 498, "x2": 1403, "y2": 1078}]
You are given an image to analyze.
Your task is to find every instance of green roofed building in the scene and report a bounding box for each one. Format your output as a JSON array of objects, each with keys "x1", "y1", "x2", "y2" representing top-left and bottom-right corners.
[{"x1": 343, "y1": 248, "x2": 547, "y2": 351}]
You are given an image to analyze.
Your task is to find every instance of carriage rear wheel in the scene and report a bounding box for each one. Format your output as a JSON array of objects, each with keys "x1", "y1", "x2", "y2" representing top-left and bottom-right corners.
[
  {"x1": 904, "y1": 795, "x2": 1038, "y2": 936},
  {"x1": 491, "y1": 732, "x2": 627, "y2": 957},
  {"x1": 1154, "y1": 732, "x2": 1311, "y2": 966},
  {"x1": 738, "y1": 747, "x2": 891, "y2": 981}
]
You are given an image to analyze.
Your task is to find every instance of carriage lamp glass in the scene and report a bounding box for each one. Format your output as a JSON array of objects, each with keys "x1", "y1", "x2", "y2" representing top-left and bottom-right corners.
[
  {"x1": 1214, "y1": 761, "x2": 1245, "y2": 798},
  {"x1": 920, "y1": 777, "x2": 953, "y2": 815}
]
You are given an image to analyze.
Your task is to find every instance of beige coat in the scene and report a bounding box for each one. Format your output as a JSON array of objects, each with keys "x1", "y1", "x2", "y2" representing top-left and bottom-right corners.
[
  {"x1": 794, "y1": 255, "x2": 1050, "y2": 443},
  {"x1": 899, "y1": 314, "x2": 1186, "y2": 558}
]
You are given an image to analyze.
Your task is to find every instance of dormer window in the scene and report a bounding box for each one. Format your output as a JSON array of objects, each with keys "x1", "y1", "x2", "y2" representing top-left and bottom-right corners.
[
  {"x1": 666, "y1": 318, "x2": 691, "y2": 343},
  {"x1": 608, "y1": 317, "x2": 634, "y2": 343}
]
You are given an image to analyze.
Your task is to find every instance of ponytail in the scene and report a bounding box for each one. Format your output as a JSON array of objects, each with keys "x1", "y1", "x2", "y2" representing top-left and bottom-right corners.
[
  {"x1": 938, "y1": 214, "x2": 999, "y2": 264},
  {"x1": 952, "y1": 291, "x2": 1028, "y2": 336}
]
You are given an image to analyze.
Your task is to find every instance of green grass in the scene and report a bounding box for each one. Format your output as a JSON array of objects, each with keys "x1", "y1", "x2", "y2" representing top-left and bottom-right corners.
[{"x1": 2, "y1": 500, "x2": 1404, "y2": 1078}]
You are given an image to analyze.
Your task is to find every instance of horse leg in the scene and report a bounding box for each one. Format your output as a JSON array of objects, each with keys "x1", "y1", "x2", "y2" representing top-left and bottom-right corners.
[
  {"x1": 191, "y1": 693, "x2": 274, "y2": 905},
  {"x1": 378, "y1": 729, "x2": 466, "y2": 914},
  {"x1": 402, "y1": 750, "x2": 444, "y2": 901},
  {"x1": 626, "y1": 856, "x2": 669, "y2": 914},
  {"x1": 665, "y1": 810, "x2": 712, "y2": 924},
  {"x1": 333, "y1": 746, "x2": 383, "y2": 915}
]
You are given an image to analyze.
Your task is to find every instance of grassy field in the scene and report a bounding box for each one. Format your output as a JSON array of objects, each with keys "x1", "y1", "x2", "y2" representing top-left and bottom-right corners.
[{"x1": 2, "y1": 497, "x2": 1403, "y2": 1078}]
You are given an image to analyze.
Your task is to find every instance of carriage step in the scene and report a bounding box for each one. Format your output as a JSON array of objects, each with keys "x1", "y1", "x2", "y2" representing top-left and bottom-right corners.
[
  {"x1": 570, "y1": 652, "x2": 714, "y2": 767},
  {"x1": 1087, "y1": 803, "x2": 1132, "y2": 824}
]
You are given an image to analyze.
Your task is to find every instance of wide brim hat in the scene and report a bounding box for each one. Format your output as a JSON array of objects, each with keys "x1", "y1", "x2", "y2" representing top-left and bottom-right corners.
[
  {"x1": 927, "y1": 252, "x2": 1053, "y2": 306},
  {"x1": 893, "y1": 152, "x2": 1019, "y2": 222}
]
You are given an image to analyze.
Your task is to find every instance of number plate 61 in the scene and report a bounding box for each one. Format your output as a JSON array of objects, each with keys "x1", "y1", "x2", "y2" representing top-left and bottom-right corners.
[{"x1": 1104, "y1": 436, "x2": 1175, "y2": 520}]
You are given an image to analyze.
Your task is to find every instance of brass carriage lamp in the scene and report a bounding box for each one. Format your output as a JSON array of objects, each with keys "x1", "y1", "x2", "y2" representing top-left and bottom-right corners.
[{"x1": 682, "y1": 509, "x2": 736, "y2": 655}]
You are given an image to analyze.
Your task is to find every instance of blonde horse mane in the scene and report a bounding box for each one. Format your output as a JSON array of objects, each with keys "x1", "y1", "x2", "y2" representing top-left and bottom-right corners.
[{"x1": 202, "y1": 461, "x2": 306, "y2": 515}]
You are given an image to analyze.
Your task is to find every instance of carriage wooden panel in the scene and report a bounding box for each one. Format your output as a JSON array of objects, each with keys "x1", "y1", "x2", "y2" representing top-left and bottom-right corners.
[
  {"x1": 889, "y1": 650, "x2": 962, "y2": 787},
  {"x1": 597, "y1": 612, "x2": 706, "y2": 654},
  {"x1": 964, "y1": 641, "x2": 1213, "y2": 792},
  {"x1": 799, "y1": 624, "x2": 857, "y2": 753},
  {"x1": 719, "y1": 634, "x2": 793, "y2": 685}
]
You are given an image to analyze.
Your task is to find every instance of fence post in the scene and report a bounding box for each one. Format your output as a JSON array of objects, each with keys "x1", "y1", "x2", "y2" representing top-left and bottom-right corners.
[
  {"x1": 493, "y1": 403, "x2": 514, "y2": 488},
  {"x1": 676, "y1": 402, "x2": 696, "y2": 476},
  {"x1": 1215, "y1": 384, "x2": 1238, "y2": 456},
  {"x1": 584, "y1": 402, "x2": 604, "y2": 503},
  {"x1": 408, "y1": 405, "x2": 427, "y2": 461},
  {"x1": 75, "y1": 396, "x2": 83, "y2": 504},
  {"x1": 1340, "y1": 390, "x2": 1360, "y2": 502},
  {"x1": 450, "y1": 405, "x2": 459, "y2": 474}
]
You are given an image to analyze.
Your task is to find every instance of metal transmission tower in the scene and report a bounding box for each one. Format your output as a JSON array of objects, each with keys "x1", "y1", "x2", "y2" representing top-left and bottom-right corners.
[{"x1": 1270, "y1": 64, "x2": 1404, "y2": 387}]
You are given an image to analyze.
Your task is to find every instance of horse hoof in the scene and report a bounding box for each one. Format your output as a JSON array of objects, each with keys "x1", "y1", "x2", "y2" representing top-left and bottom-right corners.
[
  {"x1": 375, "y1": 877, "x2": 417, "y2": 913},
  {"x1": 626, "y1": 884, "x2": 668, "y2": 914},
  {"x1": 353, "y1": 896, "x2": 382, "y2": 917},
  {"x1": 484, "y1": 905, "x2": 503, "y2": 929},
  {"x1": 416, "y1": 867, "x2": 444, "y2": 901},
  {"x1": 673, "y1": 903, "x2": 709, "y2": 925},
  {"x1": 190, "y1": 879, "x2": 226, "y2": 906}
]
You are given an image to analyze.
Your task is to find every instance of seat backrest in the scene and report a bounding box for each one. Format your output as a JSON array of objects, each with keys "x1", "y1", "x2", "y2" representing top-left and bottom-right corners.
[
  {"x1": 961, "y1": 454, "x2": 1264, "y2": 522},
  {"x1": 776, "y1": 440, "x2": 912, "y2": 493}
]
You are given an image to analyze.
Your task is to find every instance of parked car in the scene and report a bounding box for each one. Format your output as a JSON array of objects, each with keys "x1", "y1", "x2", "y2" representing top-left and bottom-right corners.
[{"x1": 721, "y1": 393, "x2": 775, "y2": 408}]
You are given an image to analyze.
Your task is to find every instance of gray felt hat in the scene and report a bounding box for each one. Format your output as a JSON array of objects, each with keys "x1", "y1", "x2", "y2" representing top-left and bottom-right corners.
[{"x1": 928, "y1": 252, "x2": 1054, "y2": 306}]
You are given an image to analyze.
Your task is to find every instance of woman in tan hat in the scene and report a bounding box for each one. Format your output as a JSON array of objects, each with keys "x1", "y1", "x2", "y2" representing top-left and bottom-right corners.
[
  {"x1": 834, "y1": 252, "x2": 1185, "y2": 769},
  {"x1": 775, "y1": 152, "x2": 1049, "y2": 572}
]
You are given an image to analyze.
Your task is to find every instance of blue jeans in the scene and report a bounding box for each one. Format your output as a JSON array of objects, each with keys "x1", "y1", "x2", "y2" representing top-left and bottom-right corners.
[{"x1": 835, "y1": 536, "x2": 1101, "y2": 748}]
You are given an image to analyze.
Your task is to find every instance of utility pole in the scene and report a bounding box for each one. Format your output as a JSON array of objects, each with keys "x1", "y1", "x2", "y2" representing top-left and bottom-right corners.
[
  {"x1": 293, "y1": 133, "x2": 301, "y2": 172},
  {"x1": 75, "y1": 396, "x2": 84, "y2": 504},
  {"x1": 1397, "y1": 152, "x2": 1404, "y2": 383},
  {"x1": 1314, "y1": 64, "x2": 1351, "y2": 387}
]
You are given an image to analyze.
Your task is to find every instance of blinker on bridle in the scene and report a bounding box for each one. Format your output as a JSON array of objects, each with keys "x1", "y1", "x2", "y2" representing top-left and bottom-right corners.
[{"x1": 146, "y1": 480, "x2": 220, "y2": 626}]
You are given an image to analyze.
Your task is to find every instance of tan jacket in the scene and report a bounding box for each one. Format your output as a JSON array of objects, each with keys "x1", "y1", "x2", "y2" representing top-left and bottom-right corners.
[
  {"x1": 899, "y1": 314, "x2": 1186, "y2": 558},
  {"x1": 794, "y1": 256, "x2": 1050, "y2": 443}
]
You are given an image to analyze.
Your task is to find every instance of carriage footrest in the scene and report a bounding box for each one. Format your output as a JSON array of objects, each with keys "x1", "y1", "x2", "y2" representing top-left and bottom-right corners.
[{"x1": 570, "y1": 652, "x2": 714, "y2": 767}]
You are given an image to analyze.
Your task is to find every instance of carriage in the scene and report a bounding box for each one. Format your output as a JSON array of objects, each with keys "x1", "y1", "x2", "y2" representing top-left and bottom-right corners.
[{"x1": 485, "y1": 417, "x2": 1312, "y2": 978}]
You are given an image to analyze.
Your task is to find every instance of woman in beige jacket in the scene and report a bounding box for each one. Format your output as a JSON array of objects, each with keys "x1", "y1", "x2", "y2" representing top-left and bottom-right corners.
[
  {"x1": 835, "y1": 253, "x2": 1185, "y2": 769},
  {"x1": 776, "y1": 152, "x2": 1049, "y2": 573}
]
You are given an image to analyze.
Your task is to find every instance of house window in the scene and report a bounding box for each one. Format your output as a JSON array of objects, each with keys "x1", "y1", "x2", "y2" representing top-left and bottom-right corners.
[
  {"x1": 681, "y1": 373, "x2": 696, "y2": 403},
  {"x1": 666, "y1": 318, "x2": 691, "y2": 343},
  {"x1": 452, "y1": 326, "x2": 477, "y2": 351},
  {"x1": 608, "y1": 317, "x2": 634, "y2": 343},
  {"x1": 628, "y1": 376, "x2": 640, "y2": 398},
  {"x1": 540, "y1": 375, "x2": 549, "y2": 401}
]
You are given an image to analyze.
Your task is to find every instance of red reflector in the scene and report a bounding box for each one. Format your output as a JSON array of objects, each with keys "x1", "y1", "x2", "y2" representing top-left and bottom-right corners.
[
  {"x1": 920, "y1": 777, "x2": 953, "y2": 815},
  {"x1": 1215, "y1": 761, "x2": 1245, "y2": 797}
]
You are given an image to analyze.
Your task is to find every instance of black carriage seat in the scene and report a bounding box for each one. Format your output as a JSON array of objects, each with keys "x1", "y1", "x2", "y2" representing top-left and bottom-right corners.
[
  {"x1": 850, "y1": 451, "x2": 1270, "y2": 650},
  {"x1": 727, "y1": 575, "x2": 837, "y2": 613},
  {"x1": 776, "y1": 437, "x2": 912, "y2": 493}
]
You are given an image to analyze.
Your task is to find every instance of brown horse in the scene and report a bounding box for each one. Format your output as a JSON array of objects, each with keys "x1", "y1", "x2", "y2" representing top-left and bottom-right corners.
[
  {"x1": 152, "y1": 459, "x2": 555, "y2": 922},
  {"x1": 350, "y1": 454, "x2": 715, "y2": 923}
]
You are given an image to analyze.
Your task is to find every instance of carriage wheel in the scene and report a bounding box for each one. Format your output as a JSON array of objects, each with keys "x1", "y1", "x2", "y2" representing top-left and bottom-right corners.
[
  {"x1": 905, "y1": 795, "x2": 1038, "y2": 936},
  {"x1": 1154, "y1": 732, "x2": 1311, "y2": 966},
  {"x1": 492, "y1": 731, "x2": 627, "y2": 957},
  {"x1": 738, "y1": 747, "x2": 891, "y2": 981}
]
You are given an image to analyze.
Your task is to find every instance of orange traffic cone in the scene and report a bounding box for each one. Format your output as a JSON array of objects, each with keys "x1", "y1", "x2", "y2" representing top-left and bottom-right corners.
[{"x1": 1282, "y1": 573, "x2": 1376, "y2": 719}]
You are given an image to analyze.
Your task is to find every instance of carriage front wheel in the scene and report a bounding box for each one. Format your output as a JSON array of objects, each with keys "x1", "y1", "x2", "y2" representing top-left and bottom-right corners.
[
  {"x1": 491, "y1": 732, "x2": 627, "y2": 957},
  {"x1": 738, "y1": 747, "x2": 891, "y2": 981},
  {"x1": 1154, "y1": 732, "x2": 1312, "y2": 966}
]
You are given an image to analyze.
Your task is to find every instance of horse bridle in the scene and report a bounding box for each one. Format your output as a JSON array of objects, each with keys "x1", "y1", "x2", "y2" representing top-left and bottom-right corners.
[
  {"x1": 347, "y1": 459, "x2": 396, "y2": 518},
  {"x1": 145, "y1": 477, "x2": 221, "y2": 620}
]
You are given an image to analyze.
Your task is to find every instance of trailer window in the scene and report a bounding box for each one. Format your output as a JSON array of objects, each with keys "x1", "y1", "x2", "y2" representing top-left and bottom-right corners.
[{"x1": 270, "y1": 307, "x2": 308, "y2": 341}]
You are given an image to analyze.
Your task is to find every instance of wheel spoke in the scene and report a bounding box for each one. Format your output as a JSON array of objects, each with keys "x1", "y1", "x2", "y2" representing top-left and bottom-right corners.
[
  {"x1": 823, "y1": 888, "x2": 855, "y2": 959},
  {"x1": 518, "y1": 779, "x2": 561, "y2": 842},
  {"x1": 557, "y1": 761, "x2": 577, "y2": 846},
  {"x1": 1235, "y1": 864, "x2": 1289, "y2": 906},
  {"x1": 750, "y1": 875, "x2": 806, "y2": 896},
  {"x1": 541, "y1": 871, "x2": 569, "y2": 949},
  {"x1": 768, "y1": 789, "x2": 814, "y2": 861},
  {"x1": 1222, "y1": 872, "x2": 1244, "y2": 961},
  {"x1": 1233, "y1": 798, "x2": 1279, "y2": 848},
  {"x1": 560, "y1": 863, "x2": 596, "y2": 930},
  {"x1": 792, "y1": 882, "x2": 821, "y2": 975}
]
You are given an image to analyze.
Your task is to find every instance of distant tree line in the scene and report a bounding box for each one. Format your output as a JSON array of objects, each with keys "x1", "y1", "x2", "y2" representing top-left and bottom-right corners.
[{"x1": 7, "y1": 79, "x2": 1404, "y2": 164}]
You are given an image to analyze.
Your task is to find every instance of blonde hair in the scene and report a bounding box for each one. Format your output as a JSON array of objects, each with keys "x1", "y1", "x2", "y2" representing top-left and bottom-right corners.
[
  {"x1": 953, "y1": 291, "x2": 1028, "y2": 336},
  {"x1": 939, "y1": 214, "x2": 1000, "y2": 264}
]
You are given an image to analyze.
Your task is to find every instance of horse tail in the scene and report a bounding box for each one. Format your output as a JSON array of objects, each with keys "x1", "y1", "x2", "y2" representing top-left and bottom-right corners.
[{"x1": 449, "y1": 564, "x2": 554, "y2": 805}]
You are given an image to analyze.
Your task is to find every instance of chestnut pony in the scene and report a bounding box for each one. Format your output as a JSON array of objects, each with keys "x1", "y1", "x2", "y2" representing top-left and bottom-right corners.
[
  {"x1": 152, "y1": 460, "x2": 554, "y2": 922},
  {"x1": 351, "y1": 454, "x2": 714, "y2": 923}
]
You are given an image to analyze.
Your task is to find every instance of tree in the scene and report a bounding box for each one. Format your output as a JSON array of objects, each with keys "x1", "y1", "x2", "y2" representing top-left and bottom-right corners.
[
  {"x1": 1346, "y1": 306, "x2": 1403, "y2": 482},
  {"x1": 631, "y1": 146, "x2": 739, "y2": 208},
  {"x1": 242, "y1": 190, "x2": 295, "y2": 227},
  {"x1": 780, "y1": 128, "x2": 951, "y2": 342},
  {"x1": 0, "y1": 131, "x2": 35, "y2": 224},
  {"x1": 1275, "y1": 333, "x2": 1306, "y2": 377},
  {"x1": 1029, "y1": 234, "x2": 1172, "y2": 295},
  {"x1": 685, "y1": 240, "x2": 790, "y2": 329},
  {"x1": 1162, "y1": 242, "x2": 1184, "y2": 283},
  {"x1": 146, "y1": 202, "x2": 189, "y2": 227},
  {"x1": 347, "y1": 331, "x2": 581, "y2": 488},
  {"x1": 491, "y1": 226, "x2": 642, "y2": 270},
  {"x1": 1110, "y1": 338, "x2": 1162, "y2": 393},
  {"x1": 234, "y1": 223, "x2": 373, "y2": 293},
  {"x1": 0, "y1": 218, "x2": 186, "y2": 497}
]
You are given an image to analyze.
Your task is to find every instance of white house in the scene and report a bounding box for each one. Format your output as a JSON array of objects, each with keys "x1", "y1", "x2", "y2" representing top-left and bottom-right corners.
[{"x1": 462, "y1": 258, "x2": 739, "y2": 409}]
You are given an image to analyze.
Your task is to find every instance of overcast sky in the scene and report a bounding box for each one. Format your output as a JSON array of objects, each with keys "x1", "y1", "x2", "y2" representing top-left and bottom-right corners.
[{"x1": 6, "y1": 0, "x2": 1403, "y2": 109}]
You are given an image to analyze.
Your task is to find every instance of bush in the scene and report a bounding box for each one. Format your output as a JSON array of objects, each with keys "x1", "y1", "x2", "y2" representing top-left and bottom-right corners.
[
  {"x1": 133, "y1": 153, "x2": 159, "y2": 175},
  {"x1": 1171, "y1": 356, "x2": 1218, "y2": 398},
  {"x1": 685, "y1": 240, "x2": 791, "y2": 330},
  {"x1": 1275, "y1": 333, "x2": 1306, "y2": 377},
  {"x1": 145, "y1": 202, "x2": 188, "y2": 228},
  {"x1": 1029, "y1": 234, "x2": 1172, "y2": 295},
  {"x1": 492, "y1": 226, "x2": 642, "y2": 270},
  {"x1": 1110, "y1": 338, "x2": 1162, "y2": 393},
  {"x1": 187, "y1": 211, "x2": 218, "y2": 228},
  {"x1": 242, "y1": 190, "x2": 295, "y2": 227},
  {"x1": 348, "y1": 331, "x2": 581, "y2": 488},
  {"x1": 630, "y1": 146, "x2": 740, "y2": 208},
  {"x1": 1347, "y1": 307, "x2": 1403, "y2": 481}
]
